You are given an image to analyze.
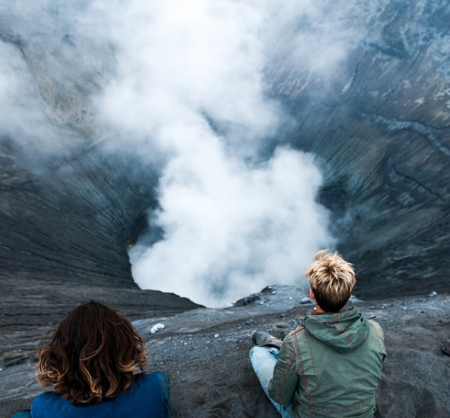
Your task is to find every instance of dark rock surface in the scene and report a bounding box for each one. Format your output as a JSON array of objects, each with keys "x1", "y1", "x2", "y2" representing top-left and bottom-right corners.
[
  {"x1": 266, "y1": 0, "x2": 450, "y2": 298},
  {"x1": 1, "y1": 1, "x2": 450, "y2": 416},
  {"x1": 0, "y1": 280, "x2": 201, "y2": 371},
  {"x1": 0, "y1": 3, "x2": 204, "y2": 371},
  {"x1": 1, "y1": 287, "x2": 449, "y2": 418},
  {"x1": 0, "y1": 0, "x2": 448, "y2": 314},
  {"x1": 0, "y1": 142, "x2": 202, "y2": 369}
]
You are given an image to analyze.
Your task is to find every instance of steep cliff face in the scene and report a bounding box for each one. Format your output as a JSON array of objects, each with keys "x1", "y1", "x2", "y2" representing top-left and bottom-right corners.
[
  {"x1": 1, "y1": 0, "x2": 449, "y2": 308},
  {"x1": 1, "y1": 2, "x2": 449, "y2": 415},
  {"x1": 267, "y1": 0, "x2": 450, "y2": 297},
  {"x1": 0, "y1": 2, "x2": 143, "y2": 288},
  {"x1": 0, "y1": 3, "x2": 201, "y2": 369},
  {"x1": 0, "y1": 143, "x2": 155, "y2": 288}
]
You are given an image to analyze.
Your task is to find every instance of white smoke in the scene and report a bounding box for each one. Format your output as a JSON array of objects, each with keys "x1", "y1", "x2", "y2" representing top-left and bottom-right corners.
[
  {"x1": 92, "y1": 0, "x2": 341, "y2": 306},
  {"x1": 0, "y1": 42, "x2": 50, "y2": 148},
  {"x1": 130, "y1": 147, "x2": 331, "y2": 306},
  {"x1": 1, "y1": 0, "x2": 388, "y2": 306}
]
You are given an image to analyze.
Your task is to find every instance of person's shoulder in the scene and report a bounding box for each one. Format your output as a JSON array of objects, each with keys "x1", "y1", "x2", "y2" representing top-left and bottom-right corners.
[
  {"x1": 135, "y1": 372, "x2": 157, "y2": 386},
  {"x1": 288, "y1": 325, "x2": 305, "y2": 336},
  {"x1": 135, "y1": 371, "x2": 167, "y2": 390},
  {"x1": 367, "y1": 317, "x2": 383, "y2": 329},
  {"x1": 33, "y1": 391, "x2": 57, "y2": 405},
  {"x1": 130, "y1": 372, "x2": 169, "y2": 416},
  {"x1": 283, "y1": 325, "x2": 305, "y2": 344},
  {"x1": 367, "y1": 317, "x2": 385, "y2": 338},
  {"x1": 139, "y1": 371, "x2": 164, "y2": 381},
  {"x1": 31, "y1": 391, "x2": 62, "y2": 418}
]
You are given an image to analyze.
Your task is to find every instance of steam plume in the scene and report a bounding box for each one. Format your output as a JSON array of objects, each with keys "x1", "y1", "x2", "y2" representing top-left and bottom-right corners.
[{"x1": 94, "y1": 0, "x2": 338, "y2": 305}]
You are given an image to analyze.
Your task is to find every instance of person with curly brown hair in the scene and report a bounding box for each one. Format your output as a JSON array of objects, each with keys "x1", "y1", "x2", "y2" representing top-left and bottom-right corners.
[{"x1": 12, "y1": 300, "x2": 170, "y2": 418}]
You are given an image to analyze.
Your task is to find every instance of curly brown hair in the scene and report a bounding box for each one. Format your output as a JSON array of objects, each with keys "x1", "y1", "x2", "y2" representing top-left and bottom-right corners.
[{"x1": 37, "y1": 301, "x2": 148, "y2": 404}]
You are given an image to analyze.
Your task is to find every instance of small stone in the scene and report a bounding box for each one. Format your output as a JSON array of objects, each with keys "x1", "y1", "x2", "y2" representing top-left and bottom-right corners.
[
  {"x1": 301, "y1": 297, "x2": 312, "y2": 304},
  {"x1": 214, "y1": 333, "x2": 220, "y2": 338},
  {"x1": 150, "y1": 323, "x2": 165, "y2": 334},
  {"x1": 429, "y1": 291, "x2": 437, "y2": 297}
]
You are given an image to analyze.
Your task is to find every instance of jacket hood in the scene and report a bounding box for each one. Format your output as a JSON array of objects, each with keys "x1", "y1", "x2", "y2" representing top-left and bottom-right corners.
[{"x1": 303, "y1": 307, "x2": 370, "y2": 353}]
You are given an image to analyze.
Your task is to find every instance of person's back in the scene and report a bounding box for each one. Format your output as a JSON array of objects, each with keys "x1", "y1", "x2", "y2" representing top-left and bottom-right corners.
[
  {"x1": 250, "y1": 250, "x2": 386, "y2": 418},
  {"x1": 270, "y1": 308, "x2": 385, "y2": 417},
  {"x1": 31, "y1": 372, "x2": 169, "y2": 418},
  {"x1": 12, "y1": 300, "x2": 170, "y2": 418}
]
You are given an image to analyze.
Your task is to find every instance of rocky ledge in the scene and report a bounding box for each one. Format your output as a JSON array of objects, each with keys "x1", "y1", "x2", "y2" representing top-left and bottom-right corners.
[{"x1": 1, "y1": 286, "x2": 449, "y2": 418}]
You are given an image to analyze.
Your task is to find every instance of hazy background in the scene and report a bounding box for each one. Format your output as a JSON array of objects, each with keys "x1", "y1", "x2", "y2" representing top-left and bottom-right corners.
[
  {"x1": 0, "y1": 0, "x2": 399, "y2": 306},
  {"x1": 93, "y1": 0, "x2": 355, "y2": 306}
]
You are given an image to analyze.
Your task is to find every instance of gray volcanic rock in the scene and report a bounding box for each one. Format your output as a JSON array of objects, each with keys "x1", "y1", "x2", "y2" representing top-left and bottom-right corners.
[
  {"x1": 266, "y1": 0, "x2": 450, "y2": 298},
  {"x1": 0, "y1": 2, "x2": 207, "y2": 372},
  {"x1": 1, "y1": 0, "x2": 450, "y2": 398},
  {"x1": 1, "y1": 288, "x2": 449, "y2": 418},
  {"x1": 0, "y1": 0, "x2": 448, "y2": 311},
  {"x1": 0, "y1": 280, "x2": 201, "y2": 370},
  {"x1": 0, "y1": 139, "x2": 206, "y2": 368}
]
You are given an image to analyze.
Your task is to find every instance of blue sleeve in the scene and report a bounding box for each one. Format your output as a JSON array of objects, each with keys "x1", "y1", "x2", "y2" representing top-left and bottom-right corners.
[
  {"x1": 154, "y1": 371, "x2": 171, "y2": 418},
  {"x1": 11, "y1": 411, "x2": 32, "y2": 418}
]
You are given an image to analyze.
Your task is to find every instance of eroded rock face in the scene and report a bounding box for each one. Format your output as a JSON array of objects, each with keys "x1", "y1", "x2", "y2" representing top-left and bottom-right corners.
[
  {"x1": 0, "y1": 2, "x2": 198, "y2": 370},
  {"x1": 0, "y1": 139, "x2": 201, "y2": 369},
  {"x1": 0, "y1": 0, "x2": 449, "y2": 370},
  {"x1": 266, "y1": 0, "x2": 450, "y2": 297}
]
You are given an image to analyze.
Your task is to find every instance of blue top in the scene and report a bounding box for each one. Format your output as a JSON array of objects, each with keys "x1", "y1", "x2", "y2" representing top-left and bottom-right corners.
[{"x1": 31, "y1": 372, "x2": 170, "y2": 418}]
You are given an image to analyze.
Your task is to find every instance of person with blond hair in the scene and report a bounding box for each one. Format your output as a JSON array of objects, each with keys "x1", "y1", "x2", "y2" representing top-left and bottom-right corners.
[
  {"x1": 12, "y1": 301, "x2": 170, "y2": 418},
  {"x1": 250, "y1": 250, "x2": 386, "y2": 418}
]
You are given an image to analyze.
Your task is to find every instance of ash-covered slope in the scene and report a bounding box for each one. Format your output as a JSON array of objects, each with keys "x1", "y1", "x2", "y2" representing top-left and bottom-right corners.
[
  {"x1": 266, "y1": 0, "x2": 450, "y2": 297},
  {"x1": 0, "y1": 3, "x2": 204, "y2": 369},
  {"x1": 1, "y1": 2, "x2": 449, "y2": 415},
  {"x1": 1, "y1": 286, "x2": 449, "y2": 418},
  {"x1": 1, "y1": 0, "x2": 449, "y2": 306},
  {"x1": 1, "y1": 0, "x2": 450, "y2": 381}
]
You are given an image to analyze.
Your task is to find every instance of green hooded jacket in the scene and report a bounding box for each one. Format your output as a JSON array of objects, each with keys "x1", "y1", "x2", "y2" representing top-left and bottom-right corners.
[{"x1": 268, "y1": 307, "x2": 386, "y2": 418}]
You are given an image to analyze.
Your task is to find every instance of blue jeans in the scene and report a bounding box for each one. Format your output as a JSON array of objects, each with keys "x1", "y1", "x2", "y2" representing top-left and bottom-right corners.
[{"x1": 249, "y1": 346, "x2": 294, "y2": 418}]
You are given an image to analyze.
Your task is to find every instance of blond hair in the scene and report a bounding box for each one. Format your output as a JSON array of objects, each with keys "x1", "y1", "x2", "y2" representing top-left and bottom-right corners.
[{"x1": 305, "y1": 249, "x2": 355, "y2": 312}]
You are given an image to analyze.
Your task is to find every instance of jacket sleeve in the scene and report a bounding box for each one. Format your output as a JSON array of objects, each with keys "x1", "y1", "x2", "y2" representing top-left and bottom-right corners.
[
  {"x1": 369, "y1": 319, "x2": 387, "y2": 361},
  {"x1": 268, "y1": 333, "x2": 298, "y2": 405}
]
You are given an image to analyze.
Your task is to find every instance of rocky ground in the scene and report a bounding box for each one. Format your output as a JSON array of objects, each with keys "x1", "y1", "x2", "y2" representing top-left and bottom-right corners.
[
  {"x1": 0, "y1": 279, "x2": 202, "y2": 371},
  {"x1": 1, "y1": 286, "x2": 449, "y2": 418},
  {"x1": 1, "y1": 3, "x2": 450, "y2": 417}
]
